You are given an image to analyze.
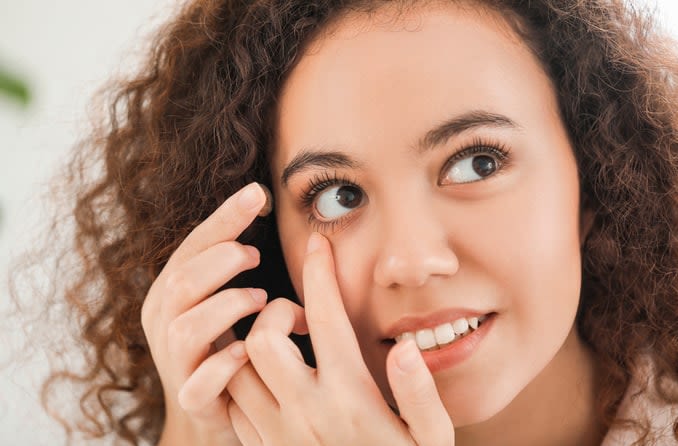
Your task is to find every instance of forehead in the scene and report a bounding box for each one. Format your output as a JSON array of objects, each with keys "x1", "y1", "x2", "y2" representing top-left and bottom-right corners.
[{"x1": 272, "y1": 3, "x2": 555, "y2": 174}]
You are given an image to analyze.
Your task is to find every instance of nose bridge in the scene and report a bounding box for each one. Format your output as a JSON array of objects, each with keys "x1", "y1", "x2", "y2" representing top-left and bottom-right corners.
[{"x1": 373, "y1": 184, "x2": 459, "y2": 288}]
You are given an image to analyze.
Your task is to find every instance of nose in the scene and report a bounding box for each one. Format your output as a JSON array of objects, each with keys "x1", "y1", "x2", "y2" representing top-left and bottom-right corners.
[{"x1": 373, "y1": 195, "x2": 460, "y2": 288}]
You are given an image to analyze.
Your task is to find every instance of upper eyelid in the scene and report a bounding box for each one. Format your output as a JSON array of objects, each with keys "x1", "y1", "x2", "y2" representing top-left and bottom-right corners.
[
  {"x1": 301, "y1": 142, "x2": 509, "y2": 205},
  {"x1": 301, "y1": 140, "x2": 510, "y2": 192},
  {"x1": 299, "y1": 171, "x2": 359, "y2": 207},
  {"x1": 281, "y1": 110, "x2": 522, "y2": 187},
  {"x1": 446, "y1": 144, "x2": 510, "y2": 165}
]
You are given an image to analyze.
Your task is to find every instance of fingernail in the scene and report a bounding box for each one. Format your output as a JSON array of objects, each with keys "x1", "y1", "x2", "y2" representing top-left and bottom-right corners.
[
  {"x1": 258, "y1": 184, "x2": 274, "y2": 217},
  {"x1": 238, "y1": 183, "x2": 264, "y2": 210},
  {"x1": 306, "y1": 232, "x2": 323, "y2": 255},
  {"x1": 230, "y1": 341, "x2": 247, "y2": 359},
  {"x1": 247, "y1": 288, "x2": 267, "y2": 304},
  {"x1": 396, "y1": 340, "x2": 421, "y2": 373}
]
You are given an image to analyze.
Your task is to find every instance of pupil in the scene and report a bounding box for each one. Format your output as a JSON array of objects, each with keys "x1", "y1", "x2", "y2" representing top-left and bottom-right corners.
[
  {"x1": 472, "y1": 155, "x2": 496, "y2": 177},
  {"x1": 336, "y1": 186, "x2": 361, "y2": 208}
]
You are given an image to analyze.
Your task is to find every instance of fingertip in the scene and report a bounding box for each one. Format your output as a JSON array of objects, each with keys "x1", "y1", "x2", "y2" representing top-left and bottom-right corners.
[
  {"x1": 258, "y1": 183, "x2": 274, "y2": 217},
  {"x1": 243, "y1": 245, "x2": 260, "y2": 262},
  {"x1": 387, "y1": 341, "x2": 454, "y2": 445},
  {"x1": 306, "y1": 232, "x2": 325, "y2": 255},
  {"x1": 237, "y1": 182, "x2": 266, "y2": 211},
  {"x1": 177, "y1": 383, "x2": 193, "y2": 412},
  {"x1": 392, "y1": 339, "x2": 424, "y2": 374},
  {"x1": 229, "y1": 340, "x2": 248, "y2": 359}
]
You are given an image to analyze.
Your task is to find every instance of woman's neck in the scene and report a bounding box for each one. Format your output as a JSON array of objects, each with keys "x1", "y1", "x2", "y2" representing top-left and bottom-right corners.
[{"x1": 454, "y1": 328, "x2": 606, "y2": 446}]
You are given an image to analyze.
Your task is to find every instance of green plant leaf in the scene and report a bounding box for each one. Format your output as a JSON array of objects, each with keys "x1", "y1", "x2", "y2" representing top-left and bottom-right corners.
[{"x1": 0, "y1": 67, "x2": 31, "y2": 106}]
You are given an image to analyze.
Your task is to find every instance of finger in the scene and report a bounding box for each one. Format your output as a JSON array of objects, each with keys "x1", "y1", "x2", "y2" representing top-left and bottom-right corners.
[
  {"x1": 161, "y1": 241, "x2": 261, "y2": 319},
  {"x1": 143, "y1": 235, "x2": 260, "y2": 334},
  {"x1": 245, "y1": 298, "x2": 312, "y2": 401},
  {"x1": 177, "y1": 340, "x2": 250, "y2": 413},
  {"x1": 386, "y1": 339, "x2": 455, "y2": 446},
  {"x1": 168, "y1": 182, "x2": 269, "y2": 268},
  {"x1": 303, "y1": 232, "x2": 366, "y2": 377},
  {"x1": 228, "y1": 399, "x2": 263, "y2": 446},
  {"x1": 249, "y1": 297, "x2": 308, "y2": 337},
  {"x1": 167, "y1": 287, "x2": 267, "y2": 377},
  {"x1": 227, "y1": 363, "x2": 279, "y2": 434}
]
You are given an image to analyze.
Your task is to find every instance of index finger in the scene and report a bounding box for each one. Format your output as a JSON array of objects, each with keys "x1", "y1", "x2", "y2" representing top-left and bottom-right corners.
[
  {"x1": 168, "y1": 182, "x2": 271, "y2": 268},
  {"x1": 302, "y1": 232, "x2": 368, "y2": 379}
]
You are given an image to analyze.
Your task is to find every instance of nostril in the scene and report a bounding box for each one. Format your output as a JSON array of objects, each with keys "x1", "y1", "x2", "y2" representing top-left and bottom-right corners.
[{"x1": 374, "y1": 247, "x2": 460, "y2": 289}]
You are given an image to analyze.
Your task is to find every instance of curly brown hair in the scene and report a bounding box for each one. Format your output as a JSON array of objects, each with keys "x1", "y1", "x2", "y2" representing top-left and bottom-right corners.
[{"x1": 10, "y1": 0, "x2": 678, "y2": 444}]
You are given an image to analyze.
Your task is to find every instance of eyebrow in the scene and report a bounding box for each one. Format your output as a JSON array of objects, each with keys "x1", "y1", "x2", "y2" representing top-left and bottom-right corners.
[{"x1": 279, "y1": 110, "x2": 520, "y2": 187}]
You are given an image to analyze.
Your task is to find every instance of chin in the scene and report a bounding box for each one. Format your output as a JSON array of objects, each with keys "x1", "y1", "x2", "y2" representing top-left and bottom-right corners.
[
  {"x1": 443, "y1": 400, "x2": 506, "y2": 427},
  {"x1": 436, "y1": 374, "x2": 524, "y2": 427}
]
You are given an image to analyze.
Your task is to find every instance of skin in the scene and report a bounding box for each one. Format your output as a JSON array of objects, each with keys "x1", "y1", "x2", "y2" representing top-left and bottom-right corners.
[
  {"x1": 265, "y1": 4, "x2": 603, "y2": 445},
  {"x1": 144, "y1": 182, "x2": 270, "y2": 446},
  {"x1": 148, "y1": 3, "x2": 605, "y2": 446}
]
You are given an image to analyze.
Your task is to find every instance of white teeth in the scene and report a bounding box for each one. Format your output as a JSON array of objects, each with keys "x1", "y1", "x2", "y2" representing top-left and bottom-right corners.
[
  {"x1": 433, "y1": 323, "x2": 456, "y2": 345},
  {"x1": 415, "y1": 329, "x2": 437, "y2": 350},
  {"x1": 393, "y1": 314, "x2": 489, "y2": 350},
  {"x1": 394, "y1": 331, "x2": 415, "y2": 343},
  {"x1": 452, "y1": 318, "x2": 469, "y2": 335}
]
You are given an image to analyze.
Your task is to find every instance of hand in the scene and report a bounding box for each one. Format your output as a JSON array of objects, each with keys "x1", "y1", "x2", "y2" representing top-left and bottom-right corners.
[
  {"x1": 140, "y1": 182, "x2": 270, "y2": 445},
  {"x1": 227, "y1": 232, "x2": 454, "y2": 446}
]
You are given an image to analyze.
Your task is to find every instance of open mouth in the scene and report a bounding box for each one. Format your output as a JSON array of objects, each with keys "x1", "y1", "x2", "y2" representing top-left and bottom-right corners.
[{"x1": 382, "y1": 312, "x2": 497, "y2": 352}]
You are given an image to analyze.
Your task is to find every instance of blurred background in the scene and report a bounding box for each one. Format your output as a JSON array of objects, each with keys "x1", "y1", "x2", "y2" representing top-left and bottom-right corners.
[
  {"x1": 1, "y1": 0, "x2": 677, "y2": 443},
  {"x1": 0, "y1": 1, "x2": 174, "y2": 443}
]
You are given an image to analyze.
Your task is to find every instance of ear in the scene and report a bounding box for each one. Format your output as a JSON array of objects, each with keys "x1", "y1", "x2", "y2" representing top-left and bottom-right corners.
[{"x1": 579, "y1": 196, "x2": 595, "y2": 246}]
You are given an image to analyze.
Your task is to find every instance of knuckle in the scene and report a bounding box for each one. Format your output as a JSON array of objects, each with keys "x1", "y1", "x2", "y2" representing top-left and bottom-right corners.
[
  {"x1": 140, "y1": 299, "x2": 152, "y2": 332},
  {"x1": 266, "y1": 297, "x2": 294, "y2": 316},
  {"x1": 215, "y1": 241, "x2": 259, "y2": 269},
  {"x1": 163, "y1": 269, "x2": 194, "y2": 303},
  {"x1": 256, "y1": 297, "x2": 294, "y2": 329},
  {"x1": 224, "y1": 287, "x2": 260, "y2": 311},
  {"x1": 213, "y1": 345, "x2": 243, "y2": 370},
  {"x1": 268, "y1": 296, "x2": 290, "y2": 307},
  {"x1": 245, "y1": 328, "x2": 273, "y2": 357},
  {"x1": 167, "y1": 315, "x2": 197, "y2": 348},
  {"x1": 140, "y1": 280, "x2": 163, "y2": 332},
  {"x1": 177, "y1": 385, "x2": 198, "y2": 413}
]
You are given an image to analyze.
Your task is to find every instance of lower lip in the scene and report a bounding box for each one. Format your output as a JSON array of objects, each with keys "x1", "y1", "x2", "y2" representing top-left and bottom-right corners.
[{"x1": 418, "y1": 313, "x2": 496, "y2": 373}]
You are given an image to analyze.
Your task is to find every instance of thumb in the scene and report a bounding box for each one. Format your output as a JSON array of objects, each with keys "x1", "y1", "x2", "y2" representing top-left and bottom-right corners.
[{"x1": 386, "y1": 339, "x2": 455, "y2": 446}]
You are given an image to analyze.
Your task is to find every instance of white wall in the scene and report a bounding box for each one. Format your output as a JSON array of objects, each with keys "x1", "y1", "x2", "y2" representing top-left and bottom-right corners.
[
  {"x1": 1, "y1": 0, "x2": 677, "y2": 444},
  {"x1": 0, "y1": 2, "x2": 174, "y2": 444}
]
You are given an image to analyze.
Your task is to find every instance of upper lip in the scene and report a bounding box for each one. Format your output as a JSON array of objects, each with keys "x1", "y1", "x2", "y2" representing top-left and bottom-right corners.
[{"x1": 382, "y1": 308, "x2": 493, "y2": 340}]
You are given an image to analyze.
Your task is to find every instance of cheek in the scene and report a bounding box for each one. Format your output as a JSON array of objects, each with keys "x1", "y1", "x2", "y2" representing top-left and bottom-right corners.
[
  {"x1": 478, "y1": 159, "x2": 583, "y2": 337},
  {"x1": 277, "y1": 220, "x2": 375, "y2": 319},
  {"x1": 276, "y1": 220, "x2": 309, "y2": 303},
  {"x1": 327, "y1": 239, "x2": 376, "y2": 333}
]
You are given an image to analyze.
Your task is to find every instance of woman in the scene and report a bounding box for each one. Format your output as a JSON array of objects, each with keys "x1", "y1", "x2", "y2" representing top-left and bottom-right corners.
[{"x1": 22, "y1": 0, "x2": 678, "y2": 444}]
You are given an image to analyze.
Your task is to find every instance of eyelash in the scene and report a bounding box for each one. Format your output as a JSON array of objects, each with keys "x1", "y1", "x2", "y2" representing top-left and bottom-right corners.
[
  {"x1": 443, "y1": 137, "x2": 512, "y2": 175},
  {"x1": 300, "y1": 170, "x2": 359, "y2": 232},
  {"x1": 299, "y1": 137, "x2": 512, "y2": 233}
]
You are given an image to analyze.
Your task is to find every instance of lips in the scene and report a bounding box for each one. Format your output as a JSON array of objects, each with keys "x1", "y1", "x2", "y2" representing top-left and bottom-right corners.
[
  {"x1": 381, "y1": 307, "x2": 496, "y2": 342},
  {"x1": 395, "y1": 314, "x2": 490, "y2": 351}
]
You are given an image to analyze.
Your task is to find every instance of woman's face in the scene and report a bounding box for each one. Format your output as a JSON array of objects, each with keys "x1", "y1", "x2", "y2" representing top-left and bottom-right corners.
[{"x1": 270, "y1": 5, "x2": 586, "y2": 426}]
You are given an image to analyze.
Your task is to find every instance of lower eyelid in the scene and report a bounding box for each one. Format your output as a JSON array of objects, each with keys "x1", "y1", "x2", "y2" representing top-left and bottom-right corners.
[{"x1": 308, "y1": 197, "x2": 367, "y2": 233}]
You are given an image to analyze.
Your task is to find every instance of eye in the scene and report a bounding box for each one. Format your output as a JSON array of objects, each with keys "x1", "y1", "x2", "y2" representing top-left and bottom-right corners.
[
  {"x1": 315, "y1": 184, "x2": 364, "y2": 219},
  {"x1": 441, "y1": 146, "x2": 507, "y2": 184}
]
